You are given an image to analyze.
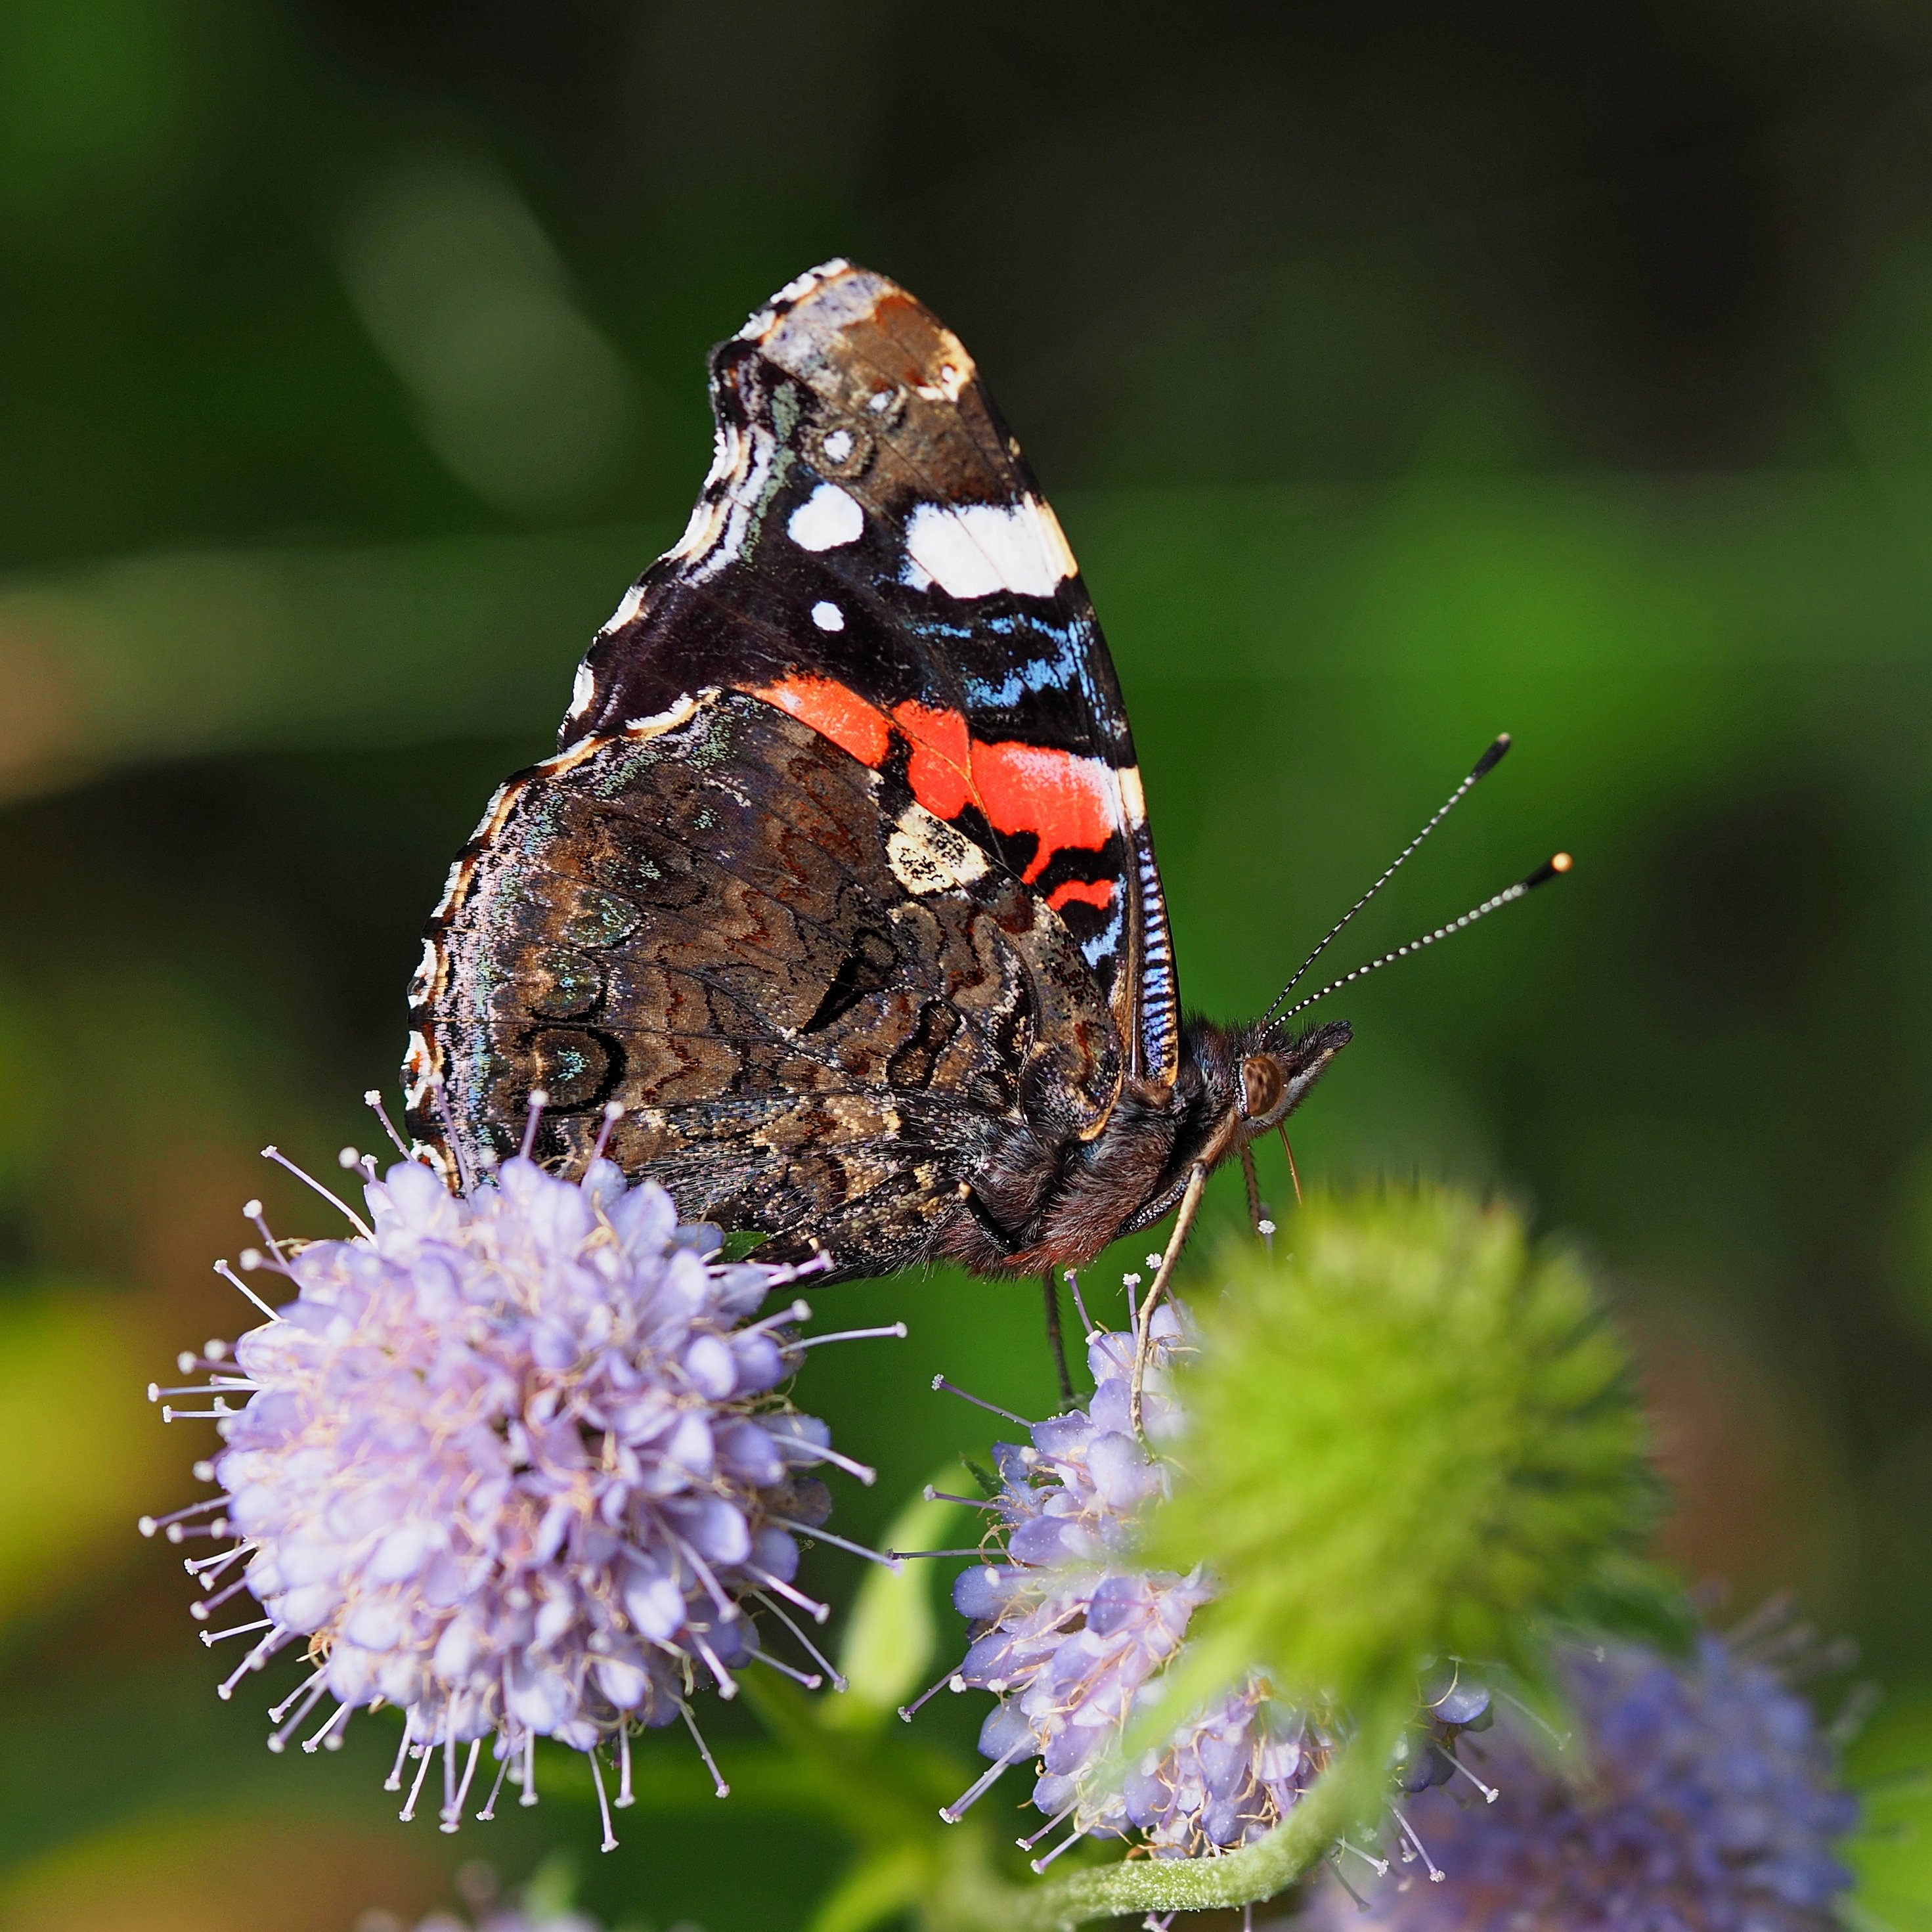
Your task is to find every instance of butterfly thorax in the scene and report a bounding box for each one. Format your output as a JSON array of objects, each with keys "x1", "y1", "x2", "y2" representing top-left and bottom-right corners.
[{"x1": 932, "y1": 1014, "x2": 1352, "y2": 1276}]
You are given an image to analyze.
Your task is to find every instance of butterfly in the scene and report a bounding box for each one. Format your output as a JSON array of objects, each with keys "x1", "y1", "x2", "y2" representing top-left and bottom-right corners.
[{"x1": 404, "y1": 260, "x2": 1560, "y2": 1327}]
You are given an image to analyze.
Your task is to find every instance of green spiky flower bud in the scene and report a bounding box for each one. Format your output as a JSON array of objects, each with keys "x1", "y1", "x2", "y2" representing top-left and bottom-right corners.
[{"x1": 1145, "y1": 1185, "x2": 1665, "y2": 1726}]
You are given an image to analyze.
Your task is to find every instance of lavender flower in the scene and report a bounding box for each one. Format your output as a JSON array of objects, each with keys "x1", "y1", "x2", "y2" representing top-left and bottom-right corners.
[
  {"x1": 932, "y1": 1307, "x2": 1331, "y2": 1867},
  {"x1": 145, "y1": 1129, "x2": 881, "y2": 1847},
  {"x1": 1311, "y1": 1627, "x2": 1858, "y2": 1927}
]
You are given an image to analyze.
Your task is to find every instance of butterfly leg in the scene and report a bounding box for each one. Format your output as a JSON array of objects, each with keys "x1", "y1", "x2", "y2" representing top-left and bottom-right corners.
[
  {"x1": 1129, "y1": 1160, "x2": 1209, "y2": 1437},
  {"x1": 1277, "y1": 1125, "x2": 1304, "y2": 1206},
  {"x1": 1240, "y1": 1139, "x2": 1275, "y2": 1256},
  {"x1": 1042, "y1": 1269, "x2": 1074, "y2": 1407},
  {"x1": 1240, "y1": 1140, "x2": 1273, "y2": 1234}
]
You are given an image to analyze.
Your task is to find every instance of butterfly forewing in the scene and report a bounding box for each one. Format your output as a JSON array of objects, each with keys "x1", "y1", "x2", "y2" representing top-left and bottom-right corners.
[
  {"x1": 569, "y1": 261, "x2": 1179, "y2": 1086},
  {"x1": 407, "y1": 261, "x2": 1184, "y2": 1278}
]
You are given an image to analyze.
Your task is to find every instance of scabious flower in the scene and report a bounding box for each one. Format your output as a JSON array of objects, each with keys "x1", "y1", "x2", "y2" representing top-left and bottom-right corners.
[
  {"x1": 145, "y1": 1123, "x2": 880, "y2": 1847},
  {"x1": 929, "y1": 1307, "x2": 1333, "y2": 1868},
  {"x1": 1310, "y1": 1625, "x2": 1859, "y2": 1929}
]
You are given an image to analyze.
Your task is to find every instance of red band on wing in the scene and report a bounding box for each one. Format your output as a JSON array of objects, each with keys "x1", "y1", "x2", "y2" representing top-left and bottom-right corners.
[
  {"x1": 748, "y1": 675, "x2": 892, "y2": 768},
  {"x1": 971, "y1": 739, "x2": 1120, "y2": 883},
  {"x1": 891, "y1": 700, "x2": 975, "y2": 818},
  {"x1": 892, "y1": 701, "x2": 1119, "y2": 881},
  {"x1": 748, "y1": 683, "x2": 1120, "y2": 888},
  {"x1": 1047, "y1": 877, "x2": 1116, "y2": 912}
]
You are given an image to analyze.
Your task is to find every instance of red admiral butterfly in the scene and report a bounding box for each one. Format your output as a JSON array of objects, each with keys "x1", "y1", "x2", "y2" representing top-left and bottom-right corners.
[{"x1": 405, "y1": 261, "x2": 1564, "y2": 1324}]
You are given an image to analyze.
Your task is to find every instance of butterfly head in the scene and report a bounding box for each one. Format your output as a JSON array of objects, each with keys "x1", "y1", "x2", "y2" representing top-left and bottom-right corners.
[{"x1": 1230, "y1": 1017, "x2": 1353, "y2": 1136}]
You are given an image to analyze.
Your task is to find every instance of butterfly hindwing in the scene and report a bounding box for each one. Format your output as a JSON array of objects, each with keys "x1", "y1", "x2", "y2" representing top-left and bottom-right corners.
[{"x1": 408, "y1": 689, "x2": 1122, "y2": 1275}]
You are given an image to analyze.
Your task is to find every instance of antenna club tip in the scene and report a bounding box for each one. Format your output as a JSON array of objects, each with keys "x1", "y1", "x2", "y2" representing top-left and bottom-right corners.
[
  {"x1": 1472, "y1": 733, "x2": 1512, "y2": 778},
  {"x1": 1551, "y1": 850, "x2": 1573, "y2": 873}
]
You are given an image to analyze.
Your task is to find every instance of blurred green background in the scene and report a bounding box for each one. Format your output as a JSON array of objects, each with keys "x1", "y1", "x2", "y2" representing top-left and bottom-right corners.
[{"x1": 5, "y1": 1, "x2": 1932, "y2": 1926}]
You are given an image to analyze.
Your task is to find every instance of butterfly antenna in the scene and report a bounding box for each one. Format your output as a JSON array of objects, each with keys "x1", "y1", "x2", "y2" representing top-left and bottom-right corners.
[
  {"x1": 1276, "y1": 852, "x2": 1572, "y2": 1022},
  {"x1": 1263, "y1": 734, "x2": 1512, "y2": 1023}
]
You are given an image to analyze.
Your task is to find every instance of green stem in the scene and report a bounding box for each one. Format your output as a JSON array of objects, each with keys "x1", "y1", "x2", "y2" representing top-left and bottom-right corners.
[{"x1": 931, "y1": 1746, "x2": 1362, "y2": 1932}]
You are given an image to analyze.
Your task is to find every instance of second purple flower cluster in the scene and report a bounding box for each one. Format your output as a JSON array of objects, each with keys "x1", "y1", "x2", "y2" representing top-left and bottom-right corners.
[{"x1": 937, "y1": 1308, "x2": 1332, "y2": 1867}]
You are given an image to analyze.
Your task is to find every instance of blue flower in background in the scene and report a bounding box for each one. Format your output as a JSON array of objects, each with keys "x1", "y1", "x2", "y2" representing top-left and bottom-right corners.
[{"x1": 1311, "y1": 1628, "x2": 1858, "y2": 1929}]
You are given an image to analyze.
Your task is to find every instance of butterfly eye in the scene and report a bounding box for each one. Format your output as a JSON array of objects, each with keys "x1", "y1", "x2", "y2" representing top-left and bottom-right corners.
[{"x1": 1240, "y1": 1055, "x2": 1284, "y2": 1122}]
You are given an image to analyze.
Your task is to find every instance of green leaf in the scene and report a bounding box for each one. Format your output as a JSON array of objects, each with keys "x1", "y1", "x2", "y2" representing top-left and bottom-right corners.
[
  {"x1": 0, "y1": 1285, "x2": 156, "y2": 1632},
  {"x1": 520, "y1": 1851, "x2": 581, "y2": 1918},
  {"x1": 827, "y1": 1469, "x2": 967, "y2": 1732},
  {"x1": 804, "y1": 1845, "x2": 930, "y2": 1932}
]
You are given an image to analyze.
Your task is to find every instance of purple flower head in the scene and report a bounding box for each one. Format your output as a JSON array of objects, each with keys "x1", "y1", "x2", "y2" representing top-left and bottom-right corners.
[
  {"x1": 147, "y1": 1138, "x2": 866, "y2": 1845},
  {"x1": 936, "y1": 1307, "x2": 1332, "y2": 1866},
  {"x1": 1310, "y1": 1625, "x2": 1859, "y2": 1928}
]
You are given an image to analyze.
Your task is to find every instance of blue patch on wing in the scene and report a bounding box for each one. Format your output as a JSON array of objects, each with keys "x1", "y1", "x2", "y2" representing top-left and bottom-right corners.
[
  {"x1": 1078, "y1": 896, "x2": 1126, "y2": 972},
  {"x1": 959, "y1": 616, "x2": 1088, "y2": 711}
]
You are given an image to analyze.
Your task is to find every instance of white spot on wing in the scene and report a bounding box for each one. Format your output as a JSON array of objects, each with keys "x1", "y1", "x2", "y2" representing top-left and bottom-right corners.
[
  {"x1": 902, "y1": 495, "x2": 1077, "y2": 600},
  {"x1": 914, "y1": 359, "x2": 971, "y2": 403},
  {"x1": 568, "y1": 661, "x2": 596, "y2": 719},
  {"x1": 788, "y1": 482, "x2": 864, "y2": 552},
  {"x1": 887, "y1": 805, "x2": 989, "y2": 894},
  {"x1": 1118, "y1": 764, "x2": 1146, "y2": 823},
  {"x1": 686, "y1": 426, "x2": 777, "y2": 584},
  {"x1": 822, "y1": 428, "x2": 854, "y2": 464},
  {"x1": 702, "y1": 420, "x2": 746, "y2": 490},
  {"x1": 403, "y1": 1030, "x2": 438, "y2": 1110},
  {"x1": 429, "y1": 850, "x2": 473, "y2": 922},
  {"x1": 534, "y1": 737, "x2": 605, "y2": 779},
  {"x1": 770, "y1": 259, "x2": 848, "y2": 308},
  {"x1": 669, "y1": 491, "x2": 729, "y2": 565},
  {"x1": 735, "y1": 259, "x2": 852, "y2": 340},
  {"x1": 598, "y1": 584, "x2": 645, "y2": 636},
  {"x1": 621, "y1": 692, "x2": 703, "y2": 738},
  {"x1": 811, "y1": 600, "x2": 845, "y2": 632}
]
